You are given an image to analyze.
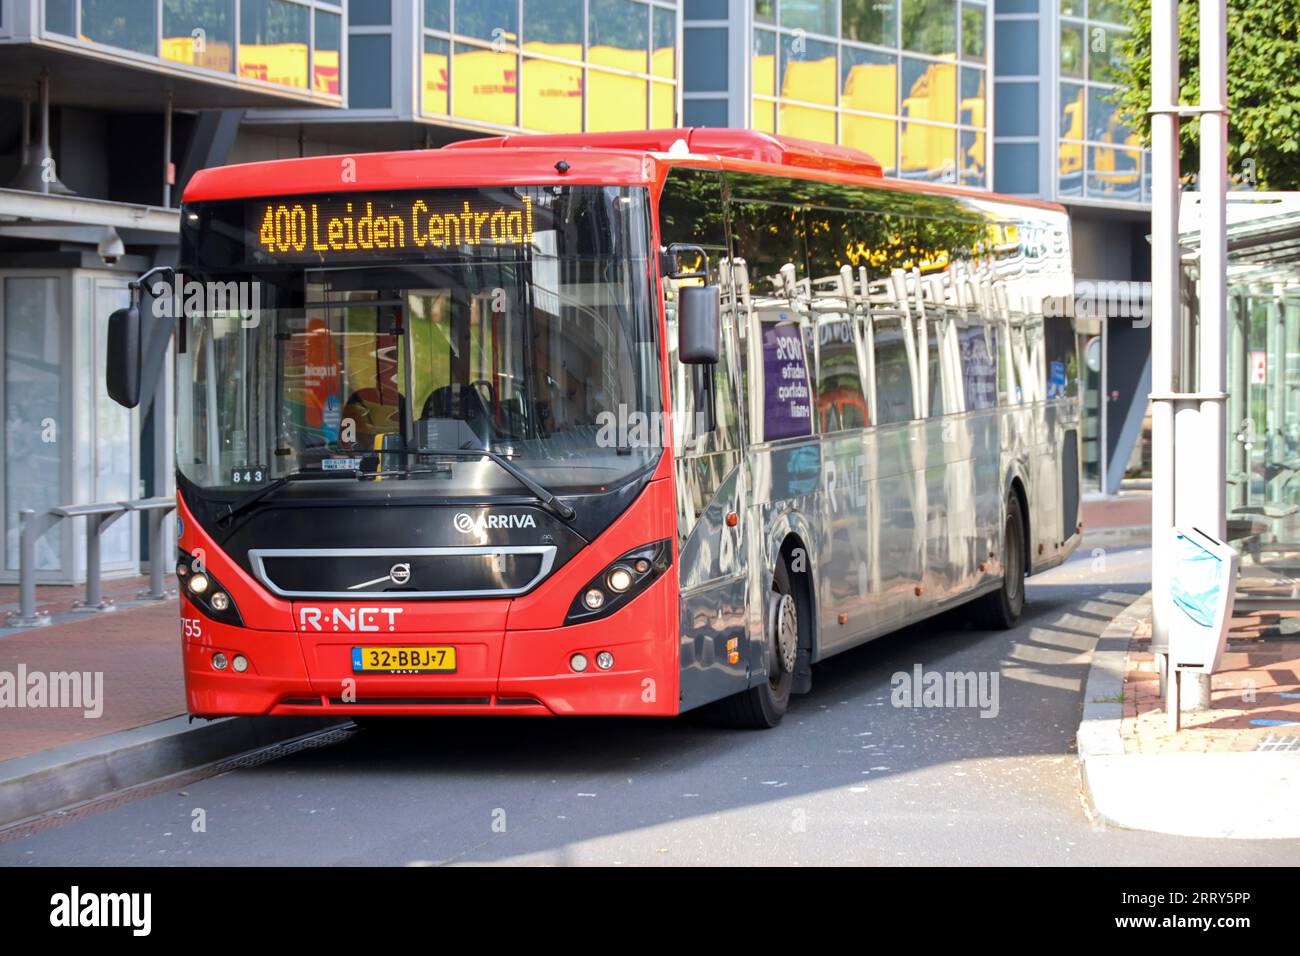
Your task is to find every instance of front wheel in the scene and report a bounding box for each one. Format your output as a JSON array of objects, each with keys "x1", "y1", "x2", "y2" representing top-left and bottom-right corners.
[
  {"x1": 719, "y1": 558, "x2": 799, "y2": 728},
  {"x1": 974, "y1": 493, "x2": 1026, "y2": 629}
]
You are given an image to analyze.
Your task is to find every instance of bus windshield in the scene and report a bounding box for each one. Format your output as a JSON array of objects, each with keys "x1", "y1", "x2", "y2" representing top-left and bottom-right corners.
[{"x1": 175, "y1": 185, "x2": 661, "y2": 499}]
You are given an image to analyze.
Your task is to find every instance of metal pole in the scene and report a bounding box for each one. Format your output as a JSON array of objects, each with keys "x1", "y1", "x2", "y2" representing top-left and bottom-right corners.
[
  {"x1": 84, "y1": 514, "x2": 104, "y2": 610},
  {"x1": 18, "y1": 93, "x2": 30, "y2": 168},
  {"x1": 1228, "y1": 294, "x2": 1247, "y2": 510},
  {"x1": 38, "y1": 70, "x2": 51, "y2": 195},
  {"x1": 12, "y1": 510, "x2": 52, "y2": 627},
  {"x1": 1188, "y1": 0, "x2": 1230, "y2": 711},
  {"x1": 148, "y1": 509, "x2": 168, "y2": 599},
  {"x1": 1268, "y1": 294, "x2": 1286, "y2": 505},
  {"x1": 162, "y1": 90, "x2": 173, "y2": 207},
  {"x1": 1199, "y1": 0, "x2": 1228, "y2": 539},
  {"x1": 1149, "y1": 0, "x2": 1181, "y2": 677},
  {"x1": 18, "y1": 510, "x2": 37, "y2": 622}
]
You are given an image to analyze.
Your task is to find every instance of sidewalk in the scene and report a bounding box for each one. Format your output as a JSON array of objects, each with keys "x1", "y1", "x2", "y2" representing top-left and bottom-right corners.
[
  {"x1": 0, "y1": 581, "x2": 341, "y2": 827},
  {"x1": 0, "y1": 590, "x2": 182, "y2": 762},
  {"x1": 1125, "y1": 611, "x2": 1300, "y2": 753},
  {"x1": 1077, "y1": 592, "x2": 1300, "y2": 839},
  {"x1": 0, "y1": 574, "x2": 171, "y2": 622},
  {"x1": 1080, "y1": 491, "x2": 1151, "y2": 547}
]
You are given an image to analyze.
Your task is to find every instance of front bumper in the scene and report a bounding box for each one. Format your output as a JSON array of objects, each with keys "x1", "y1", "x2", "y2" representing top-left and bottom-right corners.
[{"x1": 181, "y1": 578, "x2": 679, "y2": 718}]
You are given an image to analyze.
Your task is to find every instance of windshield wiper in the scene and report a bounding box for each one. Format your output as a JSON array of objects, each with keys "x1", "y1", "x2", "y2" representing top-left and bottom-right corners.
[
  {"x1": 363, "y1": 446, "x2": 576, "y2": 521},
  {"x1": 219, "y1": 448, "x2": 577, "y2": 525},
  {"x1": 218, "y1": 469, "x2": 357, "y2": 526}
]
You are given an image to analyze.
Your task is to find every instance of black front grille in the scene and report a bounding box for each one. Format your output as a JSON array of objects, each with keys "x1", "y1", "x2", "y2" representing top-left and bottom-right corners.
[{"x1": 249, "y1": 547, "x2": 556, "y2": 598}]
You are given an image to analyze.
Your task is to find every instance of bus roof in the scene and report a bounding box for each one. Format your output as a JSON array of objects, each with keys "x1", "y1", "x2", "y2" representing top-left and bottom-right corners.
[
  {"x1": 443, "y1": 127, "x2": 885, "y2": 178},
  {"x1": 183, "y1": 127, "x2": 1064, "y2": 214}
]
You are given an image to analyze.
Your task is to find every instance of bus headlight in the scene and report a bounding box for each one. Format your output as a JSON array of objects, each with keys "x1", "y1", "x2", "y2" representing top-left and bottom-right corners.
[
  {"x1": 606, "y1": 567, "x2": 633, "y2": 593},
  {"x1": 565, "y1": 540, "x2": 671, "y2": 625},
  {"x1": 176, "y1": 549, "x2": 244, "y2": 627}
]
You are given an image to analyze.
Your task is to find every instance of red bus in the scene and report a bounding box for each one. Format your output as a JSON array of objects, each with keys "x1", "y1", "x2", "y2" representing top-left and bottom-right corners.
[{"x1": 106, "y1": 128, "x2": 1082, "y2": 728}]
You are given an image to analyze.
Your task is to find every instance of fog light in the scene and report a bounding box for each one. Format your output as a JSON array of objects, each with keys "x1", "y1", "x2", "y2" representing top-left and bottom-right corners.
[
  {"x1": 176, "y1": 561, "x2": 190, "y2": 577},
  {"x1": 583, "y1": 588, "x2": 605, "y2": 610},
  {"x1": 634, "y1": 558, "x2": 651, "y2": 574},
  {"x1": 232, "y1": 655, "x2": 249, "y2": 673},
  {"x1": 212, "y1": 652, "x2": 228, "y2": 671},
  {"x1": 188, "y1": 573, "x2": 210, "y2": 595},
  {"x1": 595, "y1": 651, "x2": 615, "y2": 670},
  {"x1": 570, "y1": 653, "x2": 589, "y2": 672},
  {"x1": 606, "y1": 567, "x2": 633, "y2": 593},
  {"x1": 210, "y1": 591, "x2": 230, "y2": 612}
]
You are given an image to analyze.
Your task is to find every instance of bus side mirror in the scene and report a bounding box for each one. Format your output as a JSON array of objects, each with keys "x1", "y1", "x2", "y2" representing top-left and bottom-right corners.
[
  {"x1": 679, "y1": 285, "x2": 720, "y2": 365},
  {"x1": 106, "y1": 304, "x2": 142, "y2": 408}
]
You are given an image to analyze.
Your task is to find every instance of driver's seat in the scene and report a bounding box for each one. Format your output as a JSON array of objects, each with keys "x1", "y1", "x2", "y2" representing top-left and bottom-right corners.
[{"x1": 421, "y1": 385, "x2": 492, "y2": 441}]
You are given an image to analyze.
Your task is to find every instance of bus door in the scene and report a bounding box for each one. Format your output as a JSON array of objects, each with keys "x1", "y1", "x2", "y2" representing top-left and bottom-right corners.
[{"x1": 668, "y1": 249, "x2": 749, "y2": 709}]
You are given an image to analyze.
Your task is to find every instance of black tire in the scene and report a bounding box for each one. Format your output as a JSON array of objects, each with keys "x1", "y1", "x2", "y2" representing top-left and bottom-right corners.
[
  {"x1": 974, "y1": 492, "x2": 1026, "y2": 629},
  {"x1": 720, "y1": 558, "x2": 799, "y2": 728}
]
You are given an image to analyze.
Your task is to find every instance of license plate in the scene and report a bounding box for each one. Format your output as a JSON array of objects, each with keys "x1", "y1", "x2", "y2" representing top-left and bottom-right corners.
[{"x1": 351, "y1": 646, "x2": 457, "y2": 673}]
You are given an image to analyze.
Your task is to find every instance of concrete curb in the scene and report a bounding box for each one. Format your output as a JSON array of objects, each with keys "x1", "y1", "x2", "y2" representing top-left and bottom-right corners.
[
  {"x1": 0, "y1": 715, "x2": 348, "y2": 829},
  {"x1": 1078, "y1": 590, "x2": 1151, "y2": 758},
  {"x1": 1080, "y1": 526, "x2": 1152, "y2": 549},
  {"x1": 1076, "y1": 590, "x2": 1300, "y2": 839}
]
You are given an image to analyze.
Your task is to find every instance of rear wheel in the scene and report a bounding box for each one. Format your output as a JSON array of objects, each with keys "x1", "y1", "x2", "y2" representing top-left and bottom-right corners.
[
  {"x1": 720, "y1": 558, "x2": 799, "y2": 728},
  {"x1": 974, "y1": 493, "x2": 1026, "y2": 629}
]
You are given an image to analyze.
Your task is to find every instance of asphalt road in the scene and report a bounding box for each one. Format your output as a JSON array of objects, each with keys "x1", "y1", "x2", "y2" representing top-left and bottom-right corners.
[{"x1": 3, "y1": 539, "x2": 1299, "y2": 866}]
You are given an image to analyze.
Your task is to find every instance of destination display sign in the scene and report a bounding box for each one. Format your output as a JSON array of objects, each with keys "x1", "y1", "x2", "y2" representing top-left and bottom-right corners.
[{"x1": 248, "y1": 191, "x2": 536, "y2": 261}]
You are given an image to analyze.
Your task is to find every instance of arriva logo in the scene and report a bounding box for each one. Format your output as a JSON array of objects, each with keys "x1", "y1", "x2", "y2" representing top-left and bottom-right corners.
[{"x1": 454, "y1": 511, "x2": 537, "y2": 533}]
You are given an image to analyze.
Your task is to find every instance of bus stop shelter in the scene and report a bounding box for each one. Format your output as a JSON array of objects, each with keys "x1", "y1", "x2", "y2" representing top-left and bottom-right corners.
[{"x1": 1180, "y1": 193, "x2": 1300, "y2": 610}]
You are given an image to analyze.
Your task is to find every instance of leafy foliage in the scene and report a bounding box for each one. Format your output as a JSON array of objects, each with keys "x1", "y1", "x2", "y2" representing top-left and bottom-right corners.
[{"x1": 1109, "y1": 0, "x2": 1300, "y2": 189}]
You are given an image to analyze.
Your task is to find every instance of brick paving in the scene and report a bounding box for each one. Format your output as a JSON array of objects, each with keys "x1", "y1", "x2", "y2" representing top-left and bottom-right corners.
[
  {"x1": 0, "y1": 597, "x2": 182, "y2": 762},
  {"x1": 0, "y1": 574, "x2": 170, "y2": 620},
  {"x1": 1081, "y1": 493, "x2": 1151, "y2": 532},
  {"x1": 1123, "y1": 610, "x2": 1300, "y2": 754}
]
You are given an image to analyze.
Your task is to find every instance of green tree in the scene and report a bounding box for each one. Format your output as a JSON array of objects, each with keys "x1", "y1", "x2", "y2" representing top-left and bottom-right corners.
[{"x1": 1110, "y1": 0, "x2": 1300, "y2": 189}]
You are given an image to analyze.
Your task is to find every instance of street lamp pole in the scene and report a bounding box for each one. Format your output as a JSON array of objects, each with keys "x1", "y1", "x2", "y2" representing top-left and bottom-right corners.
[
  {"x1": 1149, "y1": 0, "x2": 1180, "y2": 687},
  {"x1": 1191, "y1": 0, "x2": 1230, "y2": 710}
]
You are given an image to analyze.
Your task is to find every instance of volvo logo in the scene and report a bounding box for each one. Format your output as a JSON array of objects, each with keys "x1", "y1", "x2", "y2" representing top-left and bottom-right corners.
[
  {"x1": 346, "y1": 563, "x2": 413, "y2": 591},
  {"x1": 454, "y1": 511, "x2": 537, "y2": 533}
]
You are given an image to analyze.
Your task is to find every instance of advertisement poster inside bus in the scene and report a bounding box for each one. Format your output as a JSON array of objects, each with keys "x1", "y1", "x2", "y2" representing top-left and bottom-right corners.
[{"x1": 761, "y1": 316, "x2": 813, "y2": 442}]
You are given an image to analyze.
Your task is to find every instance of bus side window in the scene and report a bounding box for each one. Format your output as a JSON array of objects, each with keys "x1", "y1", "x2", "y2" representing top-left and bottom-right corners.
[
  {"x1": 659, "y1": 167, "x2": 740, "y2": 455},
  {"x1": 958, "y1": 321, "x2": 999, "y2": 410},
  {"x1": 803, "y1": 205, "x2": 870, "y2": 432},
  {"x1": 815, "y1": 316, "x2": 867, "y2": 431},
  {"x1": 725, "y1": 187, "x2": 814, "y2": 442},
  {"x1": 997, "y1": 318, "x2": 1014, "y2": 405},
  {"x1": 872, "y1": 317, "x2": 915, "y2": 424},
  {"x1": 927, "y1": 317, "x2": 945, "y2": 418}
]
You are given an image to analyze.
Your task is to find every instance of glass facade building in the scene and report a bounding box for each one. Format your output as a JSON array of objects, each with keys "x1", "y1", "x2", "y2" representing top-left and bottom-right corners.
[
  {"x1": 682, "y1": 0, "x2": 990, "y2": 188},
  {"x1": 23, "y1": 0, "x2": 346, "y2": 104},
  {"x1": 418, "y1": 0, "x2": 679, "y2": 133},
  {"x1": 673, "y1": 1, "x2": 1148, "y2": 206},
  {"x1": 990, "y1": 0, "x2": 1148, "y2": 206},
  {"x1": 242, "y1": 1, "x2": 682, "y2": 139}
]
